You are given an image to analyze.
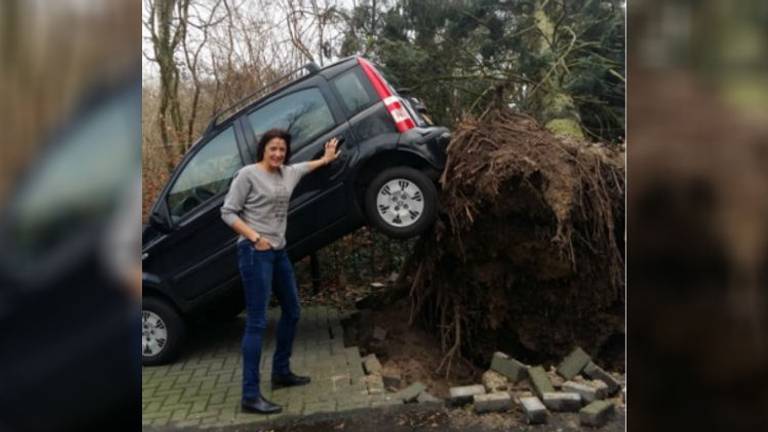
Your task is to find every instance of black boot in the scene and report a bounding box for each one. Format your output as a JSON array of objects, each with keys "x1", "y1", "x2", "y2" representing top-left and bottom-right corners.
[
  {"x1": 272, "y1": 372, "x2": 311, "y2": 389},
  {"x1": 241, "y1": 396, "x2": 282, "y2": 414}
]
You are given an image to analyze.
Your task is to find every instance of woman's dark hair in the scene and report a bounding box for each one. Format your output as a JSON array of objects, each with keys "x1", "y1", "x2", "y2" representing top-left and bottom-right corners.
[{"x1": 256, "y1": 128, "x2": 292, "y2": 163}]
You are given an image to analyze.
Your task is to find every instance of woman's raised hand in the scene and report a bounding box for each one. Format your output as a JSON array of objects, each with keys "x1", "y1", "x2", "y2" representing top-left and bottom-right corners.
[{"x1": 322, "y1": 137, "x2": 342, "y2": 165}]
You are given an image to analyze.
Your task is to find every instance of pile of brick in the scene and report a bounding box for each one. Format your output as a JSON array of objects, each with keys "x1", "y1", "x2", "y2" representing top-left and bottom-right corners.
[
  {"x1": 358, "y1": 347, "x2": 624, "y2": 427},
  {"x1": 450, "y1": 348, "x2": 625, "y2": 427}
]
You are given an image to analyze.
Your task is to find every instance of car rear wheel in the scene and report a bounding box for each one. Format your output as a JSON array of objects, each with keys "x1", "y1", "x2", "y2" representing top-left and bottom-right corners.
[
  {"x1": 365, "y1": 166, "x2": 438, "y2": 238},
  {"x1": 142, "y1": 297, "x2": 185, "y2": 366}
]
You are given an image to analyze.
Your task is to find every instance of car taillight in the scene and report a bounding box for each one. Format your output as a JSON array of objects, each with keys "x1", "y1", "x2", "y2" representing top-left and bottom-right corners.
[{"x1": 358, "y1": 57, "x2": 416, "y2": 133}]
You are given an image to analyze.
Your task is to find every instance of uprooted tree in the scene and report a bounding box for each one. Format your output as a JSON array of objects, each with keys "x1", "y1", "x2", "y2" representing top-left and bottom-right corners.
[
  {"x1": 338, "y1": 0, "x2": 626, "y2": 374},
  {"x1": 404, "y1": 107, "x2": 625, "y2": 376}
]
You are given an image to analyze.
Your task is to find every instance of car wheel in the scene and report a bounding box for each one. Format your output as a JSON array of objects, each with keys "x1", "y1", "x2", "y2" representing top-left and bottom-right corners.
[
  {"x1": 365, "y1": 166, "x2": 438, "y2": 239},
  {"x1": 142, "y1": 297, "x2": 185, "y2": 366}
]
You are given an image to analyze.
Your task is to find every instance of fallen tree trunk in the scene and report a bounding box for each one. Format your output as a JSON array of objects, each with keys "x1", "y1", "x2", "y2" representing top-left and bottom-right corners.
[{"x1": 406, "y1": 107, "x2": 625, "y2": 375}]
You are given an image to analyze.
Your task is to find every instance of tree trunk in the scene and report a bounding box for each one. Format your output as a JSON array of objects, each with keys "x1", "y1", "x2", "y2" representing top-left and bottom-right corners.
[{"x1": 530, "y1": 0, "x2": 585, "y2": 140}]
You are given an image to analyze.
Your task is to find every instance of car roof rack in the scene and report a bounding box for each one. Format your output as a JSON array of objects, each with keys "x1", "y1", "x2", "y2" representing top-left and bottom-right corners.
[{"x1": 204, "y1": 61, "x2": 320, "y2": 135}]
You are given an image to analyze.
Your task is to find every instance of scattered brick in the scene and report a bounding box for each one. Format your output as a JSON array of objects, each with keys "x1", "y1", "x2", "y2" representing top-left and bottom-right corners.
[
  {"x1": 556, "y1": 347, "x2": 592, "y2": 380},
  {"x1": 519, "y1": 396, "x2": 548, "y2": 424},
  {"x1": 393, "y1": 382, "x2": 426, "y2": 403},
  {"x1": 527, "y1": 366, "x2": 555, "y2": 398},
  {"x1": 582, "y1": 361, "x2": 621, "y2": 395},
  {"x1": 490, "y1": 351, "x2": 527, "y2": 382},
  {"x1": 473, "y1": 392, "x2": 513, "y2": 413},
  {"x1": 580, "y1": 400, "x2": 615, "y2": 427},
  {"x1": 449, "y1": 384, "x2": 486, "y2": 406},
  {"x1": 542, "y1": 392, "x2": 582, "y2": 412},
  {"x1": 562, "y1": 381, "x2": 600, "y2": 403},
  {"x1": 362, "y1": 354, "x2": 382, "y2": 375}
]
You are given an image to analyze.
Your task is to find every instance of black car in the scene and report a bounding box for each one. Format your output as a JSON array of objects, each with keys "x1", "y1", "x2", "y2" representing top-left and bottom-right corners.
[{"x1": 142, "y1": 56, "x2": 450, "y2": 365}]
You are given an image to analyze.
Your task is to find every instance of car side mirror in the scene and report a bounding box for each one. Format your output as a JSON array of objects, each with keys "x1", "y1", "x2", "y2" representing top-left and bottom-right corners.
[{"x1": 149, "y1": 209, "x2": 172, "y2": 233}]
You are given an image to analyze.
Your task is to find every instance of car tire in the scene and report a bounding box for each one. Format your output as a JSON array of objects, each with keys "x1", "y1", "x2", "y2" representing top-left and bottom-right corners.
[
  {"x1": 142, "y1": 297, "x2": 185, "y2": 366},
  {"x1": 365, "y1": 166, "x2": 438, "y2": 239}
]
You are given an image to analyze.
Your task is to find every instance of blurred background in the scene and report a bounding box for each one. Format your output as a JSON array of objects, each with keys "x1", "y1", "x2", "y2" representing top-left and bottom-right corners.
[
  {"x1": 628, "y1": 0, "x2": 768, "y2": 430},
  {"x1": 0, "y1": 1, "x2": 141, "y2": 431}
]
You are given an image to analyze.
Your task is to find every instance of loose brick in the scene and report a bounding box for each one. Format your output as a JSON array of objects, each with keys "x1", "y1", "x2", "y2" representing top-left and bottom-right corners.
[
  {"x1": 582, "y1": 362, "x2": 621, "y2": 395},
  {"x1": 417, "y1": 391, "x2": 442, "y2": 405},
  {"x1": 362, "y1": 354, "x2": 383, "y2": 375},
  {"x1": 473, "y1": 392, "x2": 513, "y2": 413},
  {"x1": 449, "y1": 384, "x2": 486, "y2": 406},
  {"x1": 562, "y1": 381, "x2": 599, "y2": 403},
  {"x1": 556, "y1": 347, "x2": 592, "y2": 380},
  {"x1": 490, "y1": 352, "x2": 527, "y2": 382},
  {"x1": 542, "y1": 392, "x2": 582, "y2": 412},
  {"x1": 520, "y1": 396, "x2": 547, "y2": 424},
  {"x1": 527, "y1": 366, "x2": 555, "y2": 398},
  {"x1": 580, "y1": 400, "x2": 615, "y2": 427},
  {"x1": 393, "y1": 382, "x2": 426, "y2": 403}
]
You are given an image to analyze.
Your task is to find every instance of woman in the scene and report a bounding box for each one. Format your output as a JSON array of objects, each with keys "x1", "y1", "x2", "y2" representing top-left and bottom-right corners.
[{"x1": 220, "y1": 128, "x2": 340, "y2": 414}]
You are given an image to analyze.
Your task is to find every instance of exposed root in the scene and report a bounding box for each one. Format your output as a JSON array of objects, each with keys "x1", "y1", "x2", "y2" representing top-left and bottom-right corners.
[{"x1": 407, "y1": 107, "x2": 625, "y2": 369}]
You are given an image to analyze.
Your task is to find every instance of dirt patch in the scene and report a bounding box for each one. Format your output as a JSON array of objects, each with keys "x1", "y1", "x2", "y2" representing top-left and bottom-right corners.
[{"x1": 343, "y1": 298, "x2": 478, "y2": 398}]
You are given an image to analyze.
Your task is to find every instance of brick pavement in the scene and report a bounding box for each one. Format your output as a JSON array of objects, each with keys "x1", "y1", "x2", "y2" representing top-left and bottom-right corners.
[{"x1": 142, "y1": 306, "x2": 401, "y2": 429}]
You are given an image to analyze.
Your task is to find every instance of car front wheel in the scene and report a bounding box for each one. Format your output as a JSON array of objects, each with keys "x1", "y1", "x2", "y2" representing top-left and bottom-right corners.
[
  {"x1": 142, "y1": 297, "x2": 185, "y2": 366},
  {"x1": 365, "y1": 166, "x2": 438, "y2": 239}
]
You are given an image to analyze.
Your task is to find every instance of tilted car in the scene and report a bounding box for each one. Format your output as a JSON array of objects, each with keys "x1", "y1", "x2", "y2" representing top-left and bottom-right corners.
[{"x1": 142, "y1": 56, "x2": 451, "y2": 364}]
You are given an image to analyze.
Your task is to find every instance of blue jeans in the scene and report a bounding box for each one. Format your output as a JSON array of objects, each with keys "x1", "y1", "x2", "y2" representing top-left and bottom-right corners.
[{"x1": 237, "y1": 240, "x2": 301, "y2": 400}]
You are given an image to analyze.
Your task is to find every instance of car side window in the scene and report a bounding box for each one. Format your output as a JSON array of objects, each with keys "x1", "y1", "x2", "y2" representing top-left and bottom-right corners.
[
  {"x1": 247, "y1": 88, "x2": 335, "y2": 151},
  {"x1": 331, "y1": 68, "x2": 375, "y2": 115},
  {"x1": 167, "y1": 126, "x2": 242, "y2": 222}
]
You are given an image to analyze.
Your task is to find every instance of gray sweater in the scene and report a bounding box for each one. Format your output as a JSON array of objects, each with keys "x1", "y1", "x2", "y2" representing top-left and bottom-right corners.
[{"x1": 220, "y1": 162, "x2": 311, "y2": 249}]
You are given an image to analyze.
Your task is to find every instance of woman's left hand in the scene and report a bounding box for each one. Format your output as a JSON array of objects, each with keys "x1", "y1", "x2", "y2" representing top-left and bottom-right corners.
[{"x1": 322, "y1": 137, "x2": 341, "y2": 165}]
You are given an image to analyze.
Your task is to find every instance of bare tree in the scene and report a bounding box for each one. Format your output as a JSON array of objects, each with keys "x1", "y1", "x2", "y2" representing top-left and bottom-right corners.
[
  {"x1": 181, "y1": 0, "x2": 225, "y2": 151},
  {"x1": 144, "y1": 0, "x2": 191, "y2": 171}
]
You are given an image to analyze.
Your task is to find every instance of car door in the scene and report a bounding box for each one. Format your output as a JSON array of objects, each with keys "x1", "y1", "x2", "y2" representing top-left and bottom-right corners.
[
  {"x1": 241, "y1": 83, "x2": 357, "y2": 250},
  {"x1": 144, "y1": 122, "x2": 247, "y2": 302}
]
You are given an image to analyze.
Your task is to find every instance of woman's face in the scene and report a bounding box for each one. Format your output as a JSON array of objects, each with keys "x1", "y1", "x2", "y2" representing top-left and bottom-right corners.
[{"x1": 262, "y1": 138, "x2": 287, "y2": 169}]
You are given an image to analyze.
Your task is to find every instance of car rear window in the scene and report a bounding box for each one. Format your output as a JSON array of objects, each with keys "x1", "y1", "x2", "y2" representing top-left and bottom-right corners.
[
  {"x1": 247, "y1": 88, "x2": 335, "y2": 151},
  {"x1": 332, "y1": 68, "x2": 375, "y2": 115}
]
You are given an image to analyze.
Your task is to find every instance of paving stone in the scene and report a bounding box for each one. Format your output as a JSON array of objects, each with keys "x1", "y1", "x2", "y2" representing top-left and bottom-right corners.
[
  {"x1": 582, "y1": 361, "x2": 621, "y2": 395},
  {"x1": 416, "y1": 391, "x2": 442, "y2": 405},
  {"x1": 490, "y1": 352, "x2": 527, "y2": 382},
  {"x1": 557, "y1": 347, "x2": 592, "y2": 380},
  {"x1": 363, "y1": 354, "x2": 383, "y2": 375},
  {"x1": 337, "y1": 399, "x2": 370, "y2": 412},
  {"x1": 473, "y1": 392, "x2": 513, "y2": 413},
  {"x1": 542, "y1": 392, "x2": 582, "y2": 412},
  {"x1": 580, "y1": 400, "x2": 615, "y2": 427},
  {"x1": 370, "y1": 397, "x2": 402, "y2": 408},
  {"x1": 303, "y1": 400, "x2": 337, "y2": 415},
  {"x1": 519, "y1": 396, "x2": 547, "y2": 424},
  {"x1": 527, "y1": 366, "x2": 555, "y2": 398},
  {"x1": 143, "y1": 306, "x2": 373, "y2": 429},
  {"x1": 363, "y1": 374, "x2": 385, "y2": 394},
  {"x1": 393, "y1": 382, "x2": 426, "y2": 403},
  {"x1": 562, "y1": 381, "x2": 600, "y2": 403},
  {"x1": 449, "y1": 384, "x2": 486, "y2": 406}
]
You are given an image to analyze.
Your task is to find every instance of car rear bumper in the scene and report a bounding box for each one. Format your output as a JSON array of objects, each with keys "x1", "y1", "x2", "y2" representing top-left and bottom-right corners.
[{"x1": 397, "y1": 126, "x2": 451, "y2": 174}]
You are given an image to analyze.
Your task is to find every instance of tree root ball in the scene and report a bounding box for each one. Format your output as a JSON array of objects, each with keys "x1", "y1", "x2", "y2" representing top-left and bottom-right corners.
[{"x1": 405, "y1": 107, "x2": 625, "y2": 374}]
